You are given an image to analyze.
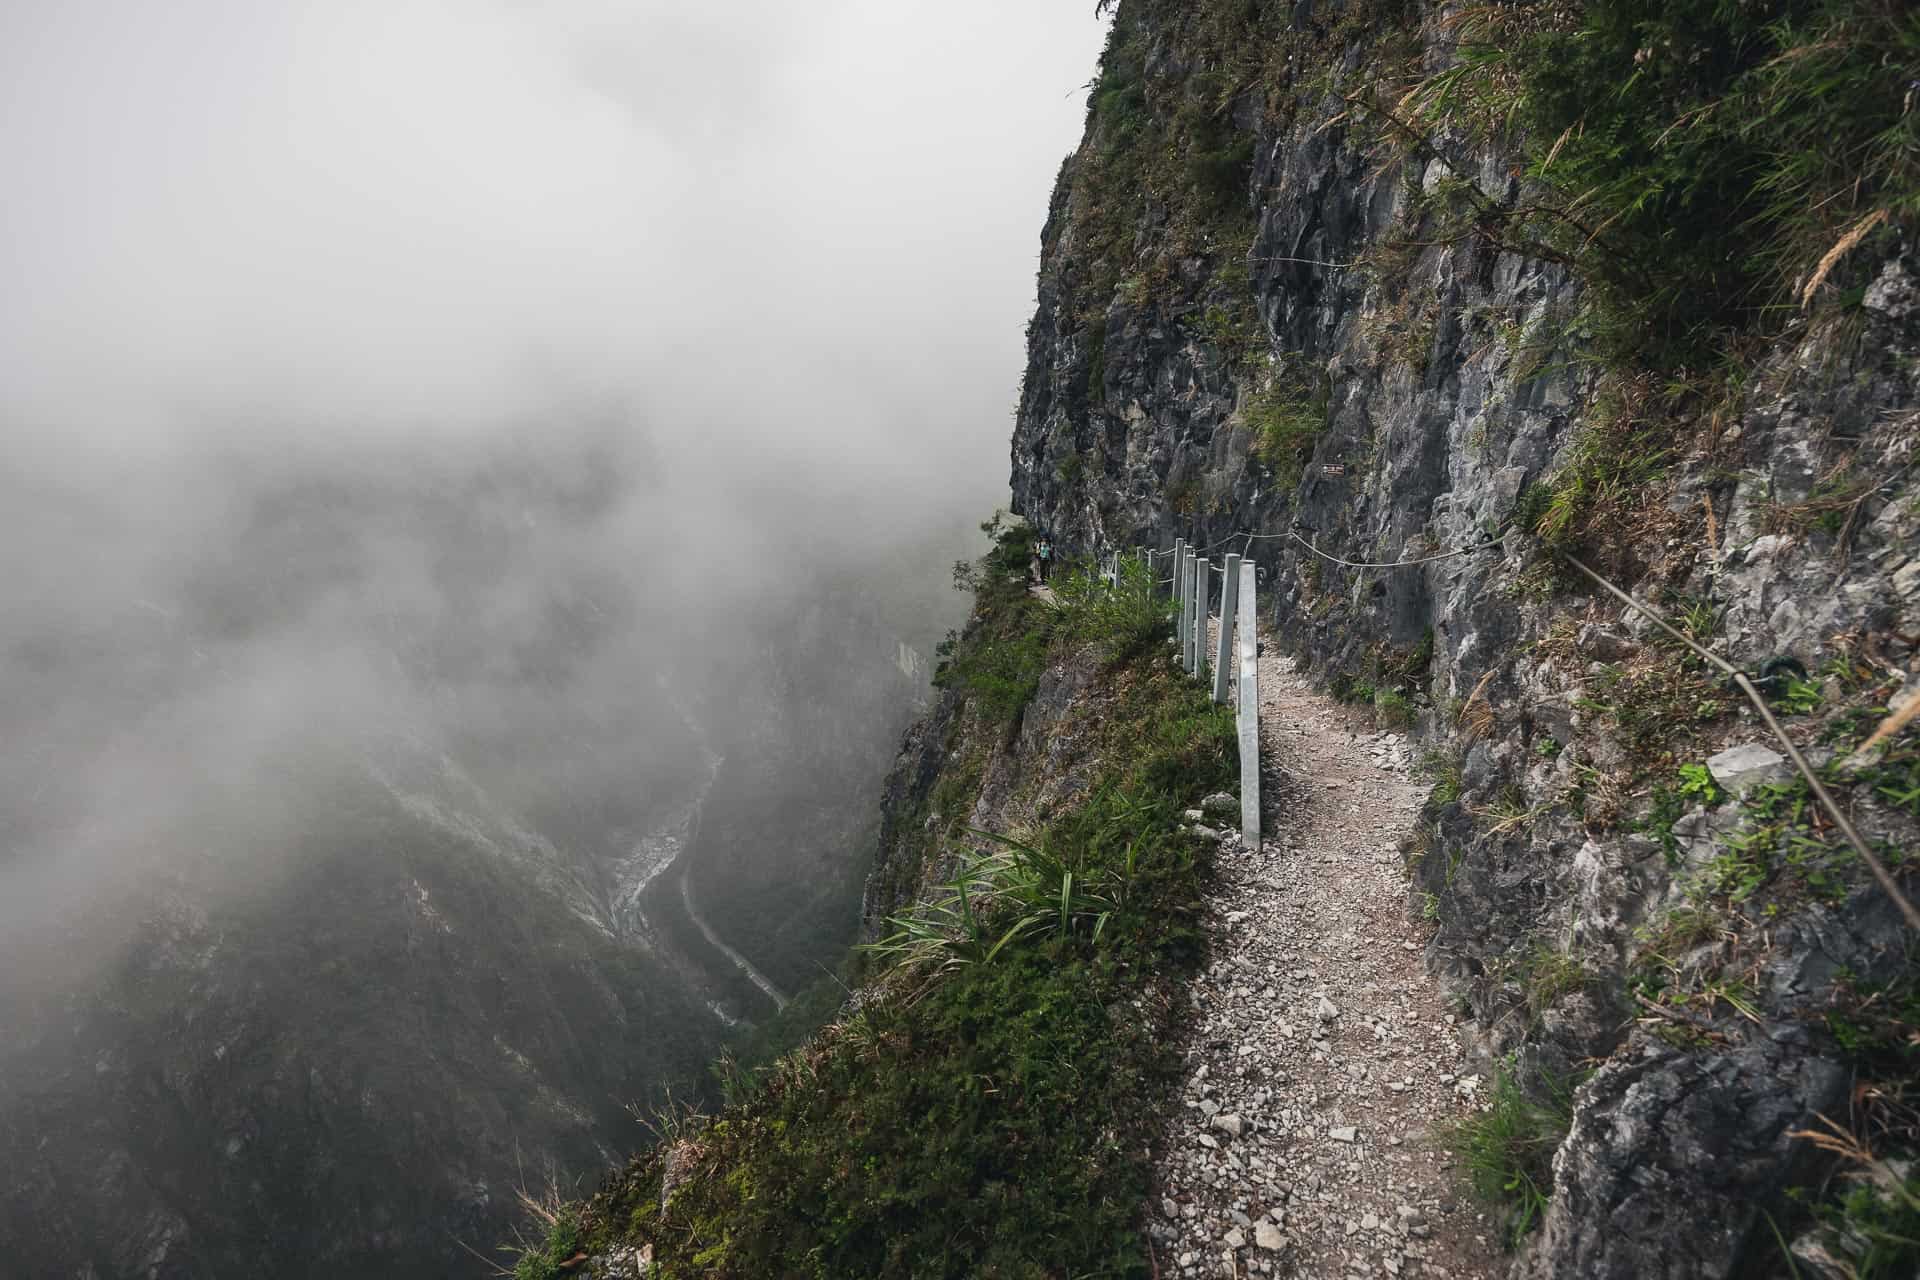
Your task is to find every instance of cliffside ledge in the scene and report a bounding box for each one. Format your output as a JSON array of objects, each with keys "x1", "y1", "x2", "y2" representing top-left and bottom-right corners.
[
  {"x1": 515, "y1": 2, "x2": 1917, "y2": 1276},
  {"x1": 1010, "y1": 1, "x2": 1918, "y2": 1275}
]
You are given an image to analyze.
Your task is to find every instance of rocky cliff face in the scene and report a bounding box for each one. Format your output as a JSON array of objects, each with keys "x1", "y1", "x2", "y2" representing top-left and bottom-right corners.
[{"x1": 1006, "y1": 2, "x2": 1918, "y2": 1274}]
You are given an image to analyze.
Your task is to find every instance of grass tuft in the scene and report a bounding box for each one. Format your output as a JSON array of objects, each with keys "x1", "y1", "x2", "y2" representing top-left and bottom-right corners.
[{"x1": 1452, "y1": 1064, "x2": 1574, "y2": 1248}]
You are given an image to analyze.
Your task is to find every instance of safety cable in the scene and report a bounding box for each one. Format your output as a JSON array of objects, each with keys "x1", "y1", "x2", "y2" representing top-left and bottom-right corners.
[
  {"x1": 1288, "y1": 529, "x2": 1501, "y2": 569},
  {"x1": 1560, "y1": 552, "x2": 1918, "y2": 932},
  {"x1": 1100, "y1": 532, "x2": 1915, "y2": 927},
  {"x1": 1165, "y1": 527, "x2": 1495, "y2": 565}
]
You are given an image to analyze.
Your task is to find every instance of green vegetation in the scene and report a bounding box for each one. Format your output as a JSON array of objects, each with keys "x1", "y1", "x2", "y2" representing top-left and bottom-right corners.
[
  {"x1": 935, "y1": 528, "x2": 1178, "y2": 722},
  {"x1": 933, "y1": 521, "x2": 1051, "y2": 721},
  {"x1": 1630, "y1": 903, "x2": 1730, "y2": 992},
  {"x1": 1404, "y1": 0, "x2": 1916, "y2": 368},
  {"x1": 1512, "y1": 943, "x2": 1593, "y2": 1024},
  {"x1": 1062, "y1": 0, "x2": 1423, "y2": 397},
  {"x1": 1641, "y1": 761, "x2": 1728, "y2": 860},
  {"x1": 1053, "y1": 554, "x2": 1175, "y2": 663},
  {"x1": 1331, "y1": 674, "x2": 1376, "y2": 707},
  {"x1": 1630, "y1": 680, "x2": 1919, "y2": 1059},
  {"x1": 1772, "y1": 672, "x2": 1825, "y2": 717},
  {"x1": 1791, "y1": 955, "x2": 1920, "y2": 1277},
  {"x1": 1373, "y1": 688, "x2": 1414, "y2": 730},
  {"x1": 869, "y1": 783, "x2": 1193, "y2": 974},
  {"x1": 1824, "y1": 963, "x2": 1920, "y2": 1067},
  {"x1": 1329, "y1": 632, "x2": 1434, "y2": 729},
  {"x1": 1246, "y1": 372, "x2": 1325, "y2": 486},
  {"x1": 1803, "y1": 1172, "x2": 1920, "y2": 1278},
  {"x1": 519, "y1": 513, "x2": 1236, "y2": 1278},
  {"x1": 1679, "y1": 676, "x2": 1920, "y2": 914},
  {"x1": 1452, "y1": 1064, "x2": 1574, "y2": 1248},
  {"x1": 1421, "y1": 749, "x2": 1465, "y2": 810},
  {"x1": 1707, "y1": 777, "x2": 1857, "y2": 906},
  {"x1": 1513, "y1": 374, "x2": 1699, "y2": 574},
  {"x1": 1572, "y1": 649, "x2": 1733, "y2": 776},
  {"x1": 512, "y1": 1208, "x2": 582, "y2": 1280},
  {"x1": 1404, "y1": 3, "x2": 1914, "y2": 574}
]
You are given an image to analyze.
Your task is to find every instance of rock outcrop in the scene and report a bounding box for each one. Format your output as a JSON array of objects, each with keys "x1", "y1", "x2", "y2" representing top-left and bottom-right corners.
[{"x1": 1004, "y1": 2, "x2": 1918, "y2": 1274}]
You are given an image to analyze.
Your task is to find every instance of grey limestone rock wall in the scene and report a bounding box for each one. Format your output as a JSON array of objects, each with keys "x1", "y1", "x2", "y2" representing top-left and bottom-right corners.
[{"x1": 1001, "y1": 2, "x2": 1919, "y2": 1274}]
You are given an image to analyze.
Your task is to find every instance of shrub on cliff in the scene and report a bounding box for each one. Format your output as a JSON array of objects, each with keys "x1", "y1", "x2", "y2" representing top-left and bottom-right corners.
[
  {"x1": 933, "y1": 520, "x2": 1052, "y2": 721},
  {"x1": 1053, "y1": 555, "x2": 1172, "y2": 663}
]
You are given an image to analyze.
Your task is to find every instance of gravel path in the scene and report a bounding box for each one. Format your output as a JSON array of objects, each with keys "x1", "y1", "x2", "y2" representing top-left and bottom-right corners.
[{"x1": 1148, "y1": 639, "x2": 1499, "y2": 1280}]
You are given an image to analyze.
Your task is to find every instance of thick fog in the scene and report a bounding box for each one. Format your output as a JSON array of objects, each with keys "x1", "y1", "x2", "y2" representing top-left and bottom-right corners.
[{"x1": 0, "y1": 0, "x2": 1106, "y2": 988}]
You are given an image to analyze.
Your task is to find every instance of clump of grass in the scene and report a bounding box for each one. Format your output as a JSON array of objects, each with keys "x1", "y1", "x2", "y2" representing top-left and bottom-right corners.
[
  {"x1": 1518, "y1": 944, "x2": 1591, "y2": 1018},
  {"x1": 508, "y1": 1203, "x2": 582, "y2": 1280},
  {"x1": 1803, "y1": 1172, "x2": 1920, "y2": 1278},
  {"x1": 1374, "y1": 688, "x2": 1414, "y2": 729},
  {"x1": 1786, "y1": 1115, "x2": 1920, "y2": 1280},
  {"x1": 1453, "y1": 1065, "x2": 1574, "y2": 1248},
  {"x1": 1572, "y1": 650, "x2": 1735, "y2": 777},
  {"x1": 1520, "y1": 374, "x2": 1695, "y2": 576},
  {"x1": 1246, "y1": 366, "x2": 1326, "y2": 487},
  {"x1": 865, "y1": 803, "x2": 1157, "y2": 973},
  {"x1": 1480, "y1": 796, "x2": 1549, "y2": 838},
  {"x1": 1421, "y1": 749, "x2": 1465, "y2": 811},
  {"x1": 1053, "y1": 555, "x2": 1174, "y2": 663},
  {"x1": 1630, "y1": 904, "x2": 1731, "y2": 996},
  {"x1": 1329, "y1": 672, "x2": 1376, "y2": 706}
]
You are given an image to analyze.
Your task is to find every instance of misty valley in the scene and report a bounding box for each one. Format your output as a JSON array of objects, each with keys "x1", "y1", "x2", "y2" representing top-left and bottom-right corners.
[{"x1": 0, "y1": 430, "x2": 966, "y2": 1277}]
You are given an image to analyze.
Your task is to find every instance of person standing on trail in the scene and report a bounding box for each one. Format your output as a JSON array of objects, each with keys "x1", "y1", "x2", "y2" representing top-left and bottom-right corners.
[{"x1": 1035, "y1": 534, "x2": 1054, "y2": 583}]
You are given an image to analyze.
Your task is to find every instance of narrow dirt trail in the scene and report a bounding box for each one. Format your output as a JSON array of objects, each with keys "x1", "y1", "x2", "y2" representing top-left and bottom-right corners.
[{"x1": 1148, "y1": 637, "x2": 1500, "y2": 1280}]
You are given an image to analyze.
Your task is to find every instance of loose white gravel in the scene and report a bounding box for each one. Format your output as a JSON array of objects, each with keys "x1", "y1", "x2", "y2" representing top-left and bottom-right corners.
[{"x1": 1149, "y1": 639, "x2": 1499, "y2": 1280}]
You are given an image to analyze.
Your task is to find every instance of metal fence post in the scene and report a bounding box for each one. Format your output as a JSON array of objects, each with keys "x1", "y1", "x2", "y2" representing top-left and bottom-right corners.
[
  {"x1": 1185, "y1": 556, "x2": 1204, "y2": 675},
  {"x1": 1237, "y1": 560, "x2": 1259, "y2": 844},
  {"x1": 1180, "y1": 554, "x2": 1193, "y2": 671},
  {"x1": 1173, "y1": 541, "x2": 1187, "y2": 653},
  {"x1": 1195, "y1": 557, "x2": 1210, "y2": 679},
  {"x1": 1212, "y1": 552, "x2": 1239, "y2": 704}
]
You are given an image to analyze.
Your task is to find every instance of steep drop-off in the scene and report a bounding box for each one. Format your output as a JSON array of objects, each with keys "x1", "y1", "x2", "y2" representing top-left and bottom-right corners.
[{"x1": 0, "y1": 441, "x2": 952, "y2": 1279}]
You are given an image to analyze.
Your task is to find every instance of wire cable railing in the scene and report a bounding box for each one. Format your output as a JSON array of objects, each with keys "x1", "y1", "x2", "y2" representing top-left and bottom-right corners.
[{"x1": 1087, "y1": 528, "x2": 1917, "y2": 926}]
